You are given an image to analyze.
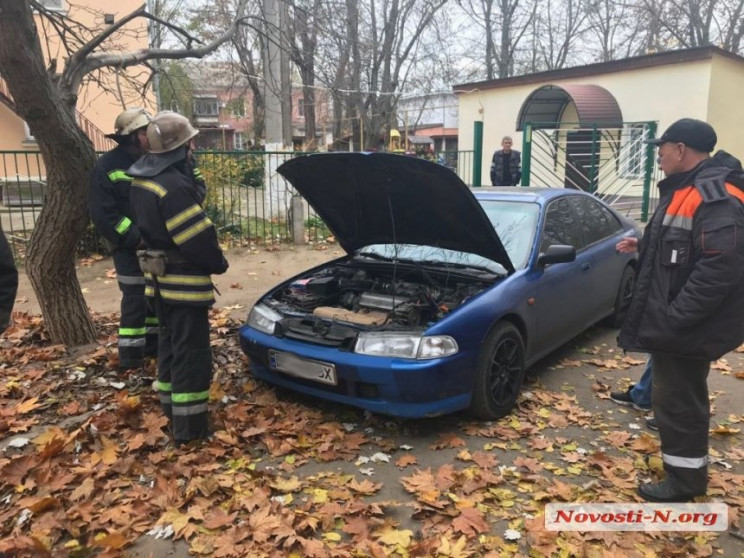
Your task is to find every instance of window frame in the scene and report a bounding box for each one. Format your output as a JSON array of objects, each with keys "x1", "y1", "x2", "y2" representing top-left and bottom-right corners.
[
  {"x1": 37, "y1": 0, "x2": 65, "y2": 11},
  {"x1": 539, "y1": 196, "x2": 584, "y2": 254},
  {"x1": 568, "y1": 195, "x2": 624, "y2": 249},
  {"x1": 193, "y1": 97, "x2": 220, "y2": 118},
  {"x1": 619, "y1": 123, "x2": 646, "y2": 178}
]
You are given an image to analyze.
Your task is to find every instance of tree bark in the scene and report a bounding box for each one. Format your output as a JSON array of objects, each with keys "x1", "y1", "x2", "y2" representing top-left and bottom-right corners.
[{"x1": 0, "y1": 0, "x2": 97, "y2": 345}]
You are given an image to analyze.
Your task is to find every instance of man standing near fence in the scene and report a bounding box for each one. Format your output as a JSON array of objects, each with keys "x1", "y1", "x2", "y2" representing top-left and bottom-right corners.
[
  {"x1": 89, "y1": 108, "x2": 159, "y2": 373},
  {"x1": 490, "y1": 136, "x2": 522, "y2": 186},
  {"x1": 128, "y1": 111, "x2": 228, "y2": 446}
]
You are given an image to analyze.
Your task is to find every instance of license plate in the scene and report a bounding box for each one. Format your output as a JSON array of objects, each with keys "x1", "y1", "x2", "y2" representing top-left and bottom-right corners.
[{"x1": 269, "y1": 350, "x2": 337, "y2": 386}]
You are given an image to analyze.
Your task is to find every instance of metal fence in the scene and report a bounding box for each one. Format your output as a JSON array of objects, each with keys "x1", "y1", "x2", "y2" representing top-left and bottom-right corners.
[
  {"x1": 0, "y1": 149, "x2": 474, "y2": 260},
  {"x1": 522, "y1": 121, "x2": 659, "y2": 222}
]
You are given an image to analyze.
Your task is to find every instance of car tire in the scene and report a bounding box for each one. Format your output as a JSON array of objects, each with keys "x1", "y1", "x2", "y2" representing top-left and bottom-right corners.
[
  {"x1": 469, "y1": 322, "x2": 526, "y2": 420},
  {"x1": 604, "y1": 265, "x2": 635, "y2": 328}
]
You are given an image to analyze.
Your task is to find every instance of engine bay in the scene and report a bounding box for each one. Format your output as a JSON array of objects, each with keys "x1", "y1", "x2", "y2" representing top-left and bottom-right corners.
[{"x1": 268, "y1": 260, "x2": 496, "y2": 330}]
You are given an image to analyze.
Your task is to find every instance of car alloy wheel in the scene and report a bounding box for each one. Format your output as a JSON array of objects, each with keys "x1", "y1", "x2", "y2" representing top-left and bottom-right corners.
[{"x1": 470, "y1": 322, "x2": 525, "y2": 420}]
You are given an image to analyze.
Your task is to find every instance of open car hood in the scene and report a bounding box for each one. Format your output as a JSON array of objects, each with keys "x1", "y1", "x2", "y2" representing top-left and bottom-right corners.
[{"x1": 277, "y1": 152, "x2": 515, "y2": 273}]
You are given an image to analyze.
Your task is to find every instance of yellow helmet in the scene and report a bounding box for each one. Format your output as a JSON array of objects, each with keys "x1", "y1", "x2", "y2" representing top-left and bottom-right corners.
[
  {"x1": 147, "y1": 111, "x2": 199, "y2": 154},
  {"x1": 110, "y1": 107, "x2": 152, "y2": 137}
]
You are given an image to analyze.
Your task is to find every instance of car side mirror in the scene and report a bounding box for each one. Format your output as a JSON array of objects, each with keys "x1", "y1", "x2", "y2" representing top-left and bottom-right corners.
[{"x1": 536, "y1": 244, "x2": 576, "y2": 267}]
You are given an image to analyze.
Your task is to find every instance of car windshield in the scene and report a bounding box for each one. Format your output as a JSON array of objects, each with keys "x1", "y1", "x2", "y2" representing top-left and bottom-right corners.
[
  {"x1": 477, "y1": 200, "x2": 539, "y2": 269},
  {"x1": 355, "y1": 201, "x2": 538, "y2": 273}
]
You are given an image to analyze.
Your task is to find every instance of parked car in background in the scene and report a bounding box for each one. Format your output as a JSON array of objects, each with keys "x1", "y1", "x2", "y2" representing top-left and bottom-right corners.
[{"x1": 239, "y1": 153, "x2": 641, "y2": 419}]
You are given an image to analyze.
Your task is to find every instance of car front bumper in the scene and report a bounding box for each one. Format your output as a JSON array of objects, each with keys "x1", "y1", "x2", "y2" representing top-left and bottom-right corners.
[{"x1": 238, "y1": 325, "x2": 474, "y2": 418}]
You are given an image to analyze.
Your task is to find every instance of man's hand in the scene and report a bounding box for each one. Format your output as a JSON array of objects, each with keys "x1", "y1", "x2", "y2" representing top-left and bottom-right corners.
[{"x1": 616, "y1": 237, "x2": 639, "y2": 253}]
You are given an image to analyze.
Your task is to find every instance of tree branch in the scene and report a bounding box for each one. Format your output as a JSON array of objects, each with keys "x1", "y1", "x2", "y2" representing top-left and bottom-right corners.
[{"x1": 61, "y1": 0, "x2": 249, "y2": 96}]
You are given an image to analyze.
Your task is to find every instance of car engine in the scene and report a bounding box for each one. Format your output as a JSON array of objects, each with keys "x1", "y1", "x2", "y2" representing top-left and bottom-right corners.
[{"x1": 270, "y1": 263, "x2": 494, "y2": 329}]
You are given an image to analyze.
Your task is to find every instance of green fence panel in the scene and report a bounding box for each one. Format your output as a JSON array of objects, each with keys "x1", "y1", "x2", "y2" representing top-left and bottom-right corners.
[{"x1": 1, "y1": 148, "x2": 473, "y2": 259}]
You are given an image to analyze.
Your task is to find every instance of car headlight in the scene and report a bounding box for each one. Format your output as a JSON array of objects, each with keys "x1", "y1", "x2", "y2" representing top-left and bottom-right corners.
[
  {"x1": 247, "y1": 303, "x2": 282, "y2": 335},
  {"x1": 354, "y1": 333, "x2": 458, "y2": 359}
]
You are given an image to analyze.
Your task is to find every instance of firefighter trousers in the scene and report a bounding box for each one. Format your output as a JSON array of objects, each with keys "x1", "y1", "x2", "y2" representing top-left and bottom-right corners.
[
  {"x1": 154, "y1": 302, "x2": 212, "y2": 443},
  {"x1": 114, "y1": 250, "x2": 158, "y2": 369},
  {"x1": 651, "y1": 352, "x2": 710, "y2": 494}
]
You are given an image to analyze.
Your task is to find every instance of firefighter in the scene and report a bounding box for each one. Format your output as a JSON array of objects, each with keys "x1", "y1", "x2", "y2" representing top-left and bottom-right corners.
[
  {"x1": 128, "y1": 111, "x2": 228, "y2": 445},
  {"x1": 89, "y1": 108, "x2": 159, "y2": 371},
  {"x1": 0, "y1": 223, "x2": 18, "y2": 335}
]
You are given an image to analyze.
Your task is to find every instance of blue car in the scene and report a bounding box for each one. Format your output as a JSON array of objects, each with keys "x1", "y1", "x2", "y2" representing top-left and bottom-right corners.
[{"x1": 239, "y1": 152, "x2": 640, "y2": 419}]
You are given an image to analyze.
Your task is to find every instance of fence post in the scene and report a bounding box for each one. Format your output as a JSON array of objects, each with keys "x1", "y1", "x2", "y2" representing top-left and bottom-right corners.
[
  {"x1": 472, "y1": 121, "x2": 483, "y2": 186},
  {"x1": 290, "y1": 195, "x2": 305, "y2": 245},
  {"x1": 521, "y1": 123, "x2": 532, "y2": 186},
  {"x1": 590, "y1": 124, "x2": 598, "y2": 193},
  {"x1": 641, "y1": 121, "x2": 657, "y2": 222}
]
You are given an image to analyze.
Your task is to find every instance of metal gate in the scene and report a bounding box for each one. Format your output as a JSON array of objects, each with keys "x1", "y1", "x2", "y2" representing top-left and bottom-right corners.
[{"x1": 521, "y1": 121, "x2": 659, "y2": 221}]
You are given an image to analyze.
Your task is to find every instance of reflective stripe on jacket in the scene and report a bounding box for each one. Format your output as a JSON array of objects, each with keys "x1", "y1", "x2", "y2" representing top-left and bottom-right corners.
[
  {"x1": 89, "y1": 145, "x2": 142, "y2": 250},
  {"x1": 129, "y1": 164, "x2": 228, "y2": 307}
]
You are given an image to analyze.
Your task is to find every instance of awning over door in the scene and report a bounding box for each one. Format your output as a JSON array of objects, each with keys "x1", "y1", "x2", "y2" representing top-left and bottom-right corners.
[{"x1": 516, "y1": 84, "x2": 623, "y2": 131}]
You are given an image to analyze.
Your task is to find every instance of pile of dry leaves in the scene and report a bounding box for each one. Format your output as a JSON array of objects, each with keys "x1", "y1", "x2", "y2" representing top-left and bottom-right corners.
[{"x1": 1, "y1": 311, "x2": 743, "y2": 557}]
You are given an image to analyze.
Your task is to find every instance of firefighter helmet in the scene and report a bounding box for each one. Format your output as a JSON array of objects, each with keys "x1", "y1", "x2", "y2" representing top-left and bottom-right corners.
[
  {"x1": 108, "y1": 107, "x2": 152, "y2": 137},
  {"x1": 147, "y1": 111, "x2": 199, "y2": 154}
]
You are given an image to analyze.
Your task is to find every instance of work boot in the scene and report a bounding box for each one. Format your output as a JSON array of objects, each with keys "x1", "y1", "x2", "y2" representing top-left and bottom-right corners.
[{"x1": 638, "y1": 479, "x2": 705, "y2": 502}]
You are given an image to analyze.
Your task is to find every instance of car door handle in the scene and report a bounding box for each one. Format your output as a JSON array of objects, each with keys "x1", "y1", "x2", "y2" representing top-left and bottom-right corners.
[{"x1": 581, "y1": 263, "x2": 591, "y2": 271}]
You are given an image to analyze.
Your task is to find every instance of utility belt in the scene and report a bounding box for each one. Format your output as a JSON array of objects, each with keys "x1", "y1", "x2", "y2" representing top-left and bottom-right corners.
[{"x1": 136, "y1": 249, "x2": 189, "y2": 277}]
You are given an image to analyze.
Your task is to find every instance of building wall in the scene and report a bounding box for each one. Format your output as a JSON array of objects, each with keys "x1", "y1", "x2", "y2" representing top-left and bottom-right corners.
[
  {"x1": 707, "y1": 55, "x2": 744, "y2": 153},
  {"x1": 0, "y1": 0, "x2": 155, "y2": 155},
  {"x1": 458, "y1": 58, "x2": 719, "y2": 184}
]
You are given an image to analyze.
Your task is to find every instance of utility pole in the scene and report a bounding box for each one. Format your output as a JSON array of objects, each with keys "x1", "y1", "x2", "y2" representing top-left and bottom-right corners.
[
  {"x1": 262, "y1": 0, "x2": 289, "y2": 222},
  {"x1": 279, "y1": 0, "x2": 293, "y2": 147},
  {"x1": 263, "y1": 0, "x2": 283, "y2": 147}
]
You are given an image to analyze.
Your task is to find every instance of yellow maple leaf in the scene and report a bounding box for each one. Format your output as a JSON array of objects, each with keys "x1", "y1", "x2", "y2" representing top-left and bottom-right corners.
[
  {"x1": 437, "y1": 534, "x2": 470, "y2": 558},
  {"x1": 16, "y1": 397, "x2": 42, "y2": 415},
  {"x1": 270, "y1": 476, "x2": 302, "y2": 493},
  {"x1": 322, "y1": 532, "x2": 341, "y2": 542},
  {"x1": 100, "y1": 436, "x2": 118, "y2": 465},
  {"x1": 159, "y1": 509, "x2": 191, "y2": 537},
  {"x1": 311, "y1": 488, "x2": 328, "y2": 504},
  {"x1": 33, "y1": 426, "x2": 66, "y2": 447},
  {"x1": 711, "y1": 425, "x2": 740, "y2": 435},
  {"x1": 376, "y1": 526, "x2": 413, "y2": 547}
]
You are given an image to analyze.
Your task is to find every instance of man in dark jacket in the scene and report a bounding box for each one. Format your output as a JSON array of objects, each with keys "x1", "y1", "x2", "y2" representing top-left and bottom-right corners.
[
  {"x1": 617, "y1": 118, "x2": 744, "y2": 502},
  {"x1": 89, "y1": 108, "x2": 158, "y2": 371},
  {"x1": 128, "y1": 111, "x2": 228, "y2": 445},
  {"x1": 490, "y1": 136, "x2": 521, "y2": 186},
  {"x1": 0, "y1": 224, "x2": 18, "y2": 334}
]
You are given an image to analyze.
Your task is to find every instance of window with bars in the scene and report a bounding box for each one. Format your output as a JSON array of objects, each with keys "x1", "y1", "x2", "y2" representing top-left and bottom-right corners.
[
  {"x1": 194, "y1": 98, "x2": 219, "y2": 117},
  {"x1": 619, "y1": 124, "x2": 646, "y2": 178}
]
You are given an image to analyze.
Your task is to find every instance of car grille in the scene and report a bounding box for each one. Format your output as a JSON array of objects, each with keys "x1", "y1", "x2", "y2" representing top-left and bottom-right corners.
[{"x1": 280, "y1": 318, "x2": 358, "y2": 349}]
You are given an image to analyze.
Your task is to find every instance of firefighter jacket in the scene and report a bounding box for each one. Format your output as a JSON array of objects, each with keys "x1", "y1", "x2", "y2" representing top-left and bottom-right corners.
[
  {"x1": 618, "y1": 152, "x2": 744, "y2": 361},
  {"x1": 128, "y1": 155, "x2": 228, "y2": 307},
  {"x1": 0, "y1": 226, "x2": 18, "y2": 333},
  {"x1": 89, "y1": 145, "x2": 142, "y2": 250}
]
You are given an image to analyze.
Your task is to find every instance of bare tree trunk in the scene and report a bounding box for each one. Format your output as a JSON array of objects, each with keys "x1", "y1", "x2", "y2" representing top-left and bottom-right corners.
[{"x1": 0, "y1": 0, "x2": 97, "y2": 345}]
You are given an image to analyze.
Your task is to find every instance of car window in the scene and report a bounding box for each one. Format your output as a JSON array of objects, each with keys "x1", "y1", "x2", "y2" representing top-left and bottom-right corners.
[
  {"x1": 478, "y1": 200, "x2": 539, "y2": 269},
  {"x1": 540, "y1": 197, "x2": 582, "y2": 252},
  {"x1": 569, "y1": 196, "x2": 624, "y2": 246}
]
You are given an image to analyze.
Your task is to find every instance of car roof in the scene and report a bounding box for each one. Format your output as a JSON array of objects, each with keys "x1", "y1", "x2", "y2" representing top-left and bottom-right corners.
[{"x1": 471, "y1": 186, "x2": 583, "y2": 202}]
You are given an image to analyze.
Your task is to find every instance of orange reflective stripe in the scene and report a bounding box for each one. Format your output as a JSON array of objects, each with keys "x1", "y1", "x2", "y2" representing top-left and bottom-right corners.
[
  {"x1": 725, "y1": 184, "x2": 744, "y2": 203},
  {"x1": 666, "y1": 186, "x2": 702, "y2": 220}
]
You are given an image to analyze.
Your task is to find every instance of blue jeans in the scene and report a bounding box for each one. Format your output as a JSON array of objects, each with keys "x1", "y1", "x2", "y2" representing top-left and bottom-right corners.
[{"x1": 630, "y1": 357, "x2": 653, "y2": 408}]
